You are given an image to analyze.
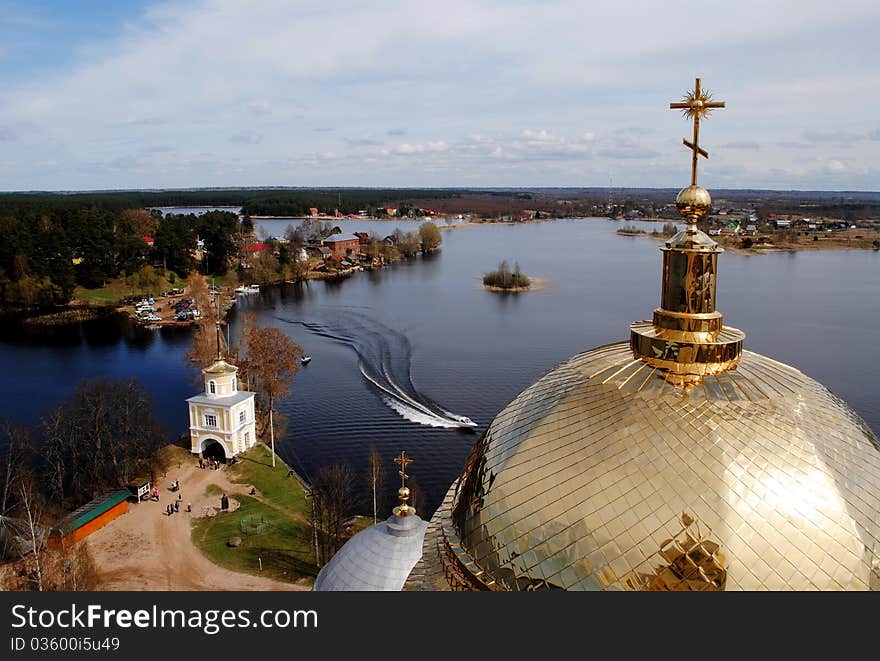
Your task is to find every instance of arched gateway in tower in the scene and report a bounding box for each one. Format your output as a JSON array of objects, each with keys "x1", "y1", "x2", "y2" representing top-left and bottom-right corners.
[{"x1": 186, "y1": 326, "x2": 257, "y2": 461}]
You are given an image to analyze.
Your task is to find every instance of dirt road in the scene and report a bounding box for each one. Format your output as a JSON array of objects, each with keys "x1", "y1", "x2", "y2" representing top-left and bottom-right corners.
[{"x1": 88, "y1": 456, "x2": 306, "y2": 591}]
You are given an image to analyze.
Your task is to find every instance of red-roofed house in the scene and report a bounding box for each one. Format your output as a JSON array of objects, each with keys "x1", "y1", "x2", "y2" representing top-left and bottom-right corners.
[
  {"x1": 242, "y1": 241, "x2": 271, "y2": 254},
  {"x1": 143, "y1": 236, "x2": 155, "y2": 247},
  {"x1": 322, "y1": 233, "x2": 361, "y2": 260}
]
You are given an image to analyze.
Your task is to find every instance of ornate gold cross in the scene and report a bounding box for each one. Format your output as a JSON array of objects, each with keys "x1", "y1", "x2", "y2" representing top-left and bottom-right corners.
[
  {"x1": 670, "y1": 77, "x2": 725, "y2": 186},
  {"x1": 393, "y1": 450, "x2": 413, "y2": 489}
]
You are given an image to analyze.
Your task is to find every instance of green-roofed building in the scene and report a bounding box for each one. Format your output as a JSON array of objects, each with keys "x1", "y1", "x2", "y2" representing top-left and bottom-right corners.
[{"x1": 48, "y1": 490, "x2": 130, "y2": 550}]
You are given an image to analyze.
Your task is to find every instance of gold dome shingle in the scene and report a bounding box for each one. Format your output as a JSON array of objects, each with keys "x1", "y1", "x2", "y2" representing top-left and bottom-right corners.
[{"x1": 407, "y1": 344, "x2": 880, "y2": 590}]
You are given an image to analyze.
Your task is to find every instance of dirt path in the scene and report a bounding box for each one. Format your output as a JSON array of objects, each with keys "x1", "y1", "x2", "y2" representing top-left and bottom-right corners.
[{"x1": 88, "y1": 457, "x2": 306, "y2": 591}]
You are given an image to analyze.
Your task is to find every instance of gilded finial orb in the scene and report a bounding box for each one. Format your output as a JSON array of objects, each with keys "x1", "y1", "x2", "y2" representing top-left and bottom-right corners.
[
  {"x1": 399, "y1": 486, "x2": 410, "y2": 501},
  {"x1": 675, "y1": 184, "x2": 712, "y2": 222}
]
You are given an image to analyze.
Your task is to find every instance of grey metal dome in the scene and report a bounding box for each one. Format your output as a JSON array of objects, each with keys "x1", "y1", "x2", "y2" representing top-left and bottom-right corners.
[{"x1": 313, "y1": 512, "x2": 428, "y2": 591}]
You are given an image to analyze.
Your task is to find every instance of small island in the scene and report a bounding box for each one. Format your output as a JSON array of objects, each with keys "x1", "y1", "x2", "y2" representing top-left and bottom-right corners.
[{"x1": 483, "y1": 260, "x2": 531, "y2": 292}]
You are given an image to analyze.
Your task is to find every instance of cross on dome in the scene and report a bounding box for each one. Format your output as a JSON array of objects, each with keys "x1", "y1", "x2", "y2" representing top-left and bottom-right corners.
[
  {"x1": 393, "y1": 450, "x2": 416, "y2": 516},
  {"x1": 669, "y1": 77, "x2": 726, "y2": 186}
]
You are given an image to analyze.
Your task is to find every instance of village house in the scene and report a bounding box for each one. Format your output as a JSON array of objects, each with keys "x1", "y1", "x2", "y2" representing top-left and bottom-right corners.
[
  {"x1": 322, "y1": 233, "x2": 361, "y2": 260},
  {"x1": 309, "y1": 207, "x2": 319, "y2": 217},
  {"x1": 241, "y1": 241, "x2": 271, "y2": 255},
  {"x1": 308, "y1": 245, "x2": 332, "y2": 261}
]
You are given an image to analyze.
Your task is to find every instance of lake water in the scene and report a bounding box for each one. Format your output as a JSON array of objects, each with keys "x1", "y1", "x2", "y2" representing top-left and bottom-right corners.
[{"x1": 2, "y1": 218, "x2": 878, "y2": 514}]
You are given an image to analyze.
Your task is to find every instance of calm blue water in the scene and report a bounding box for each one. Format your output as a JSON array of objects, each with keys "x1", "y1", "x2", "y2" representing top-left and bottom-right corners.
[{"x1": 2, "y1": 218, "x2": 878, "y2": 514}]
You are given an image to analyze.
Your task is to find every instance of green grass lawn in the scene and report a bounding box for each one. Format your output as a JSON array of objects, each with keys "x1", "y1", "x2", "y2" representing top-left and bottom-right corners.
[
  {"x1": 73, "y1": 285, "x2": 125, "y2": 305},
  {"x1": 191, "y1": 494, "x2": 316, "y2": 583},
  {"x1": 227, "y1": 445, "x2": 311, "y2": 516},
  {"x1": 190, "y1": 445, "x2": 317, "y2": 584},
  {"x1": 73, "y1": 272, "x2": 179, "y2": 306}
]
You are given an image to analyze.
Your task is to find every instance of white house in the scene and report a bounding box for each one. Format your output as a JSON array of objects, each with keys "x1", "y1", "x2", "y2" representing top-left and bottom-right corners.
[{"x1": 187, "y1": 354, "x2": 256, "y2": 461}]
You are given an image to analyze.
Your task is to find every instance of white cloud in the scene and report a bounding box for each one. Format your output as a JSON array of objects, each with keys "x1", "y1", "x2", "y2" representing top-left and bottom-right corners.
[
  {"x1": 227, "y1": 131, "x2": 262, "y2": 144},
  {"x1": 0, "y1": 0, "x2": 878, "y2": 189},
  {"x1": 247, "y1": 101, "x2": 272, "y2": 116}
]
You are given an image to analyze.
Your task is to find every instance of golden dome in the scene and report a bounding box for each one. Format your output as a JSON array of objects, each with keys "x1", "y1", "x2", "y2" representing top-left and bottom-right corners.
[
  {"x1": 404, "y1": 77, "x2": 880, "y2": 591},
  {"x1": 203, "y1": 359, "x2": 238, "y2": 375},
  {"x1": 407, "y1": 344, "x2": 880, "y2": 590}
]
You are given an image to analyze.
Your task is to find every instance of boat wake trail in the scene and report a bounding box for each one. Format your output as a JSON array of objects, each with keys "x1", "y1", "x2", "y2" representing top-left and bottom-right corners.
[{"x1": 276, "y1": 308, "x2": 476, "y2": 429}]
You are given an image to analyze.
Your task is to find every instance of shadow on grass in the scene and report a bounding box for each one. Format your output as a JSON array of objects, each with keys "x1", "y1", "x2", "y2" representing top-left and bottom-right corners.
[
  {"x1": 235, "y1": 453, "x2": 275, "y2": 469},
  {"x1": 251, "y1": 548, "x2": 317, "y2": 579}
]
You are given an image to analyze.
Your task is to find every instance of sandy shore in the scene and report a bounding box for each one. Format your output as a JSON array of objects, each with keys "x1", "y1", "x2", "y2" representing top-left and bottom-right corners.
[{"x1": 87, "y1": 453, "x2": 306, "y2": 591}]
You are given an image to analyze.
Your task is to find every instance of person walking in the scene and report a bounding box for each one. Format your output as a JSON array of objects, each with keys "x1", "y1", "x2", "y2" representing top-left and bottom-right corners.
[{"x1": 174, "y1": 499, "x2": 180, "y2": 513}]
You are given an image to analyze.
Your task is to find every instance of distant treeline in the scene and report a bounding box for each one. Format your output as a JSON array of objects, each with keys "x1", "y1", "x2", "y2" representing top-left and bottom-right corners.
[
  {"x1": 240, "y1": 189, "x2": 467, "y2": 216},
  {"x1": 0, "y1": 188, "x2": 472, "y2": 216}
]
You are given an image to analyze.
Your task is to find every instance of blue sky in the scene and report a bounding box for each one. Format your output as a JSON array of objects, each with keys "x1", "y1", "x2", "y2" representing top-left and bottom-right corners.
[{"x1": 0, "y1": 0, "x2": 878, "y2": 191}]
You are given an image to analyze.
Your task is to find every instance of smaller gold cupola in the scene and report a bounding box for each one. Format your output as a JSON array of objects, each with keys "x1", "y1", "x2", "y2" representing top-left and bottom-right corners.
[
  {"x1": 630, "y1": 77, "x2": 744, "y2": 387},
  {"x1": 393, "y1": 450, "x2": 416, "y2": 517}
]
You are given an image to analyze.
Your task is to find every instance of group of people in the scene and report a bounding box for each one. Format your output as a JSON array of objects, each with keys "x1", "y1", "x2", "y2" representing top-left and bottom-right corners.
[
  {"x1": 198, "y1": 457, "x2": 222, "y2": 470},
  {"x1": 165, "y1": 493, "x2": 192, "y2": 516}
]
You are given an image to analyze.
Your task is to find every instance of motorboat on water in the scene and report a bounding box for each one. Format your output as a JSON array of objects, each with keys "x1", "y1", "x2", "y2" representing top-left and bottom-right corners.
[
  {"x1": 246, "y1": 285, "x2": 260, "y2": 293},
  {"x1": 301, "y1": 355, "x2": 312, "y2": 365},
  {"x1": 235, "y1": 285, "x2": 249, "y2": 294},
  {"x1": 451, "y1": 414, "x2": 478, "y2": 428}
]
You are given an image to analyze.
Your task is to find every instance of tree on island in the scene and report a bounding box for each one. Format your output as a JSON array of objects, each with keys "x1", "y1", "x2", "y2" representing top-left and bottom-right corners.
[
  {"x1": 418, "y1": 222, "x2": 442, "y2": 253},
  {"x1": 396, "y1": 230, "x2": 421, "y2": 258},
  {"x1": 483, "y1": 260, "x2": 530, "y2": 290},
  {"x1": 365, "y1": 233, "x2": 384, "y2": 263}
]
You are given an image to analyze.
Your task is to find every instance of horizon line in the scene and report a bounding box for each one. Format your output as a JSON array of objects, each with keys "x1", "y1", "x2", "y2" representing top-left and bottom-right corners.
[{"x1": 2, "y1": 186, "x2": 879, "y2": 195}]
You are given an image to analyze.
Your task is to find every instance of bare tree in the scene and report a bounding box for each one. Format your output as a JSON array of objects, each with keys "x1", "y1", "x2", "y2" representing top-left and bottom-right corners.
[
  {"x1": 39, "y1": 378, "x2": 165, "y2": 508},
  {"x1": 397, "y1": 231, "x2": 421, "y2": 257},
  {"x1": 242, "y1": 321, "x2": 303, "y2": 466},
  {"x1": 17, "y1": 477, "x2": 45, "y2": 592},
  {"x1": 367, "y1": 448, "x2": 385, "y2": 524},
  {"x1": 0, "y1": 422, "x2": 32, "y2": 517},
  {"x1": 48, "y1": 542, "x2": 98, "y2": 591},
  {"x1": 407, "y1": 476, "x2": 425, "y2": 517},
  {"x1": 418, "y1": 222, "x2": 442, "y2": 252},
  {"x1": 185, "y1": 273, "x2": 224, "y2": 372},
  {"x1": 311, "y1": 464, "x2": 358, "y2": 562}
]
